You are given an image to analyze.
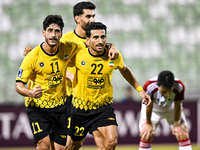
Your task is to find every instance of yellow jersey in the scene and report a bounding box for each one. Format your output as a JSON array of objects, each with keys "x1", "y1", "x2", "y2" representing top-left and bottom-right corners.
[
  {"x1": 71, "y1": 48, "x2": 124, "y2": 113},
  {"x1": 16, "y1": 41, "x2": 85, "y2": 110},
  {"x1": 60, "y1": 30, "x2": 86, "y2": 96}
]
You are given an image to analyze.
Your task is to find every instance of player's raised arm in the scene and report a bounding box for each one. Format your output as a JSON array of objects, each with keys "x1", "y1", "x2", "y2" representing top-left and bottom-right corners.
[{"x1": 119, "y1": 64, "x2": 151, "y2": 106}]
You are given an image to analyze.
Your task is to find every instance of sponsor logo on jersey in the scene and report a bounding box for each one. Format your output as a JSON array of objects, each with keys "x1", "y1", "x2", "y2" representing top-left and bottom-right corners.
[
  {"x1": 18, "y1": 69, "x2": 23, "y2": 78},
  {"x1": 60, "y1": 135, "x2": 67, "y2": 138},
  {"x1": 87, "y1": 76, "x2": 105, "y2": 89},
  {"x1": 94, "y1": 59, "x2": 102, "y2": 62},
  {"x1": 81, "y1": 61, "x2": 86, "y2": 66},
  {"x1": 64, "y1": 55, "x2": 68, "y2": 60},
  {"x1": 39, "y1": 62, "x2": 45, "y2": 67},
  {"x1": 51, "y1": 58, "x2": 58, "y2": 61},
  {"x1": 109, "y1": 62, "x2": 114, "y2": 67},
  {"x1": 107, "y1": 117, "x2": 115, "y2": 120},
  {"x1": 47, "y1": 73, "x2": 63, "y2": 88}
]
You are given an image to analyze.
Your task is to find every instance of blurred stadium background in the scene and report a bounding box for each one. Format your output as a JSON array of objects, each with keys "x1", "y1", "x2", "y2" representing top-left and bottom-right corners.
[
  {"x1": 0, "y1": 0, "x2": 200, "y2": 103},
  {"x1": 0, "y1": 0, "x2": 200, "y2": 148}
]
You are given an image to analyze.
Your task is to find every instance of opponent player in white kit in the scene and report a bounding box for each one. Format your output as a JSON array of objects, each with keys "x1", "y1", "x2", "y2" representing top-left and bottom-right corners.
[{"x1": 139, "y1": 70, "x2": 192, "y2": 150}]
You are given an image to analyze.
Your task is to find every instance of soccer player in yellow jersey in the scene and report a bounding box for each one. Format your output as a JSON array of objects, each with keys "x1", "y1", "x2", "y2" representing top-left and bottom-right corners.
[
  {"x1": 59, "y1": 2, "x2": 102, "y2": 149},
  {"x1": 15, "y1": 15, "x2": 85, "y2": 150},
  {"x1": 23, "y1": 2, "x2": 119, "y2": 149},
  {"x1": 67, "y1": 22, "x2": 152, "y2": 150}
]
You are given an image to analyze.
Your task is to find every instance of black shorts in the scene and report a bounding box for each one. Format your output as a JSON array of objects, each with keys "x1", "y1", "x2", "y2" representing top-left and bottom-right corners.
[
  {"x1": 27, "y1": 110, "x2": 68, "y2": 146},
  {"x1": 67, "y1": 95, "x2": 73, "y2": 135},
  {"x1": 67, "y1": 95, "x2": 73, "y2": 115},
  {"x1": 70, "y1": 106, "x2": 118, "y2": 141}
]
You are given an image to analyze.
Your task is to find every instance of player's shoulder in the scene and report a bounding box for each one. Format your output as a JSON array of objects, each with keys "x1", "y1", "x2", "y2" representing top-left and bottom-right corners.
[
  {"x1": 60, "y1": 30, "x2": 74, "y2": 41},
  {"x1": 117, "y1": 50, "x2": 122, "y2": 57},
  {"x1": 64, "y1": 30, "x2": 74, "y2": 36},
  {"x1": 59, "y1": 40, "x2": 75, "y2": 48},
  {"x1": 174, "y1": 77, "x2": 185, "y2": 92},
  {"x1": 143, "y1": 76, "x2": 158, "y2": 92},
  {"x1": 76, "y1": 47, "x2": 88, "y2": 55},
  {"x1": 174, "y1": 77, "x2": 182, "y2": 84},
  {"x1": 26, "y1": 44, "x2": 42, "y2": 58},
  {"x1": 145, "y1": 76, "x2": 158, "y2": 85}
]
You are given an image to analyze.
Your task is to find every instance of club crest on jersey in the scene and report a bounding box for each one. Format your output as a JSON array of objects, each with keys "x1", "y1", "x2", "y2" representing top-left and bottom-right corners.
[
  {"x1": 39, "y1": 62, "x2": 45, "y2": 68},
  {"x1": 64, "y1": 55, "x2": 68, "y2": 60},
  {"x1": 109, "y1": 62, "x2": 114, "y2": 67},
  {"x1": 18, "y1": 69, "x2": 23, "y2": 78},
  {"x1": 81, "y1": 61, "x2": 86, "y2": 66}
]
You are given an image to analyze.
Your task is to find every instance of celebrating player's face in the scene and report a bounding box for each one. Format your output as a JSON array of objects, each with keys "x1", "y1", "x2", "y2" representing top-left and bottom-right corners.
[
  {"x1": 158, "y1": 85, "x2": 173, "y2": 97},
  {"x1": 88, "y1": 29, "x2": 106, "y2": 54},
  {"x1": 79, "y1": 9, "x2": 95, "y2": 30},
  {"x1": 43, "y1": 24, "x2": 62, "y2": 47}
]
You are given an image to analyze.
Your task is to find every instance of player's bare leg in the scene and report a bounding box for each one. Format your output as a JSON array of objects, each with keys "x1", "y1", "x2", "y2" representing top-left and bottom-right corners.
[
  {"x1": 93, "y1": 130, "x2": 104, "y2": 150},
  {"x1": 139, "y1": 135, "x2": 153, "y2": 150},
  {"x1": 37, "y1": 135, "x2": 51, "y2": 150},
  {"x1": 139, "y1": 123, "x2": 154, "y2": 150},
  {"x1": 172, "y1": 126, "x2": 192, "y2": 150},
  {"x1": 36, "y1": 135, "x2": 66, "y2": 150},
  {"x1": 66, "y1": 139, "x2": 84, "y2": 150},
  {"x1": 66, "y1": 135, "x2": 72, "y2": 149},
  {"x1": 52, "y1": 142, "x2": 65, "y2": 150},
  {"x1": 97, "y1": 125, "x2": 118, "y2": 150}
]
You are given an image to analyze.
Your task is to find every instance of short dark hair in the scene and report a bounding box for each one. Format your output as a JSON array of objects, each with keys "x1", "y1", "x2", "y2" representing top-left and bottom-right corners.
[
  {"x1": 86, "y1": 22, "x2": 107, "y2": 38},
  {"x1": 157, "y1": 70, "x2": 175, "y2": 89},
  {"x1": 73, "y1": 1, "x2": 96, "y2": 17},
  {"x1": 43, "y1": 15, "x2": 64, "y2": 31}
]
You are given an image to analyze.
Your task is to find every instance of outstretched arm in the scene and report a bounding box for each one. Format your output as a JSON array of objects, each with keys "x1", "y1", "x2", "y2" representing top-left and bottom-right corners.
[
  {"x1": 119, "y1": 64, "x2": 151, "y2": 106},
  {"x1": 140, "y1": 102, "x2": 154, "y2": 141},
  {"x1": 15, "y1": 82, "x2": 42, "y2": 98}
]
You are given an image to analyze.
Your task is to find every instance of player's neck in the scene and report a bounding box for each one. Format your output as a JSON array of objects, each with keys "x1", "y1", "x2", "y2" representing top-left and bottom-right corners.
[
  {"x1": 75, "y1": 26, "x2": 86, "y2": 38},
  {"x1": 42, "y1": 42, "x2": 58, "y2": 55},
  {"x1": 89, "y1": 47, "x2": 105, "y2": 56}
]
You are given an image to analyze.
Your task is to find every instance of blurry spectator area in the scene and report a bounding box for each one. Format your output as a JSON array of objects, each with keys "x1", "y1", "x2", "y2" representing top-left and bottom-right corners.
[
  {"x1": 0, "y1": 0, "x2": 200, "y2": 104},
  {"x1": 120, "y1": 86, "x2": 139, "y2": 103}
]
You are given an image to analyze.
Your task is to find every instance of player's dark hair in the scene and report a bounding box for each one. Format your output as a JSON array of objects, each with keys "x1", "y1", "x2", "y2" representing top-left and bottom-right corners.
[
  {"x1": 86, "y1": 22, "x2": 107, "y2": 38},
  {"x1": 43, "y1": 15, "x2": 64, "y2": 31},
  {"x1": 73, "y1": 1, "x2": 96, "y2": 22},
  {"x1": 157, "y1": 70, "x2": 175, "y2": 89}
]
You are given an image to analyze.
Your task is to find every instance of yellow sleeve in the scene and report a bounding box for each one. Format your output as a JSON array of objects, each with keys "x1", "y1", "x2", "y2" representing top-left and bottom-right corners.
[
  {"x1": 16, "y1": 50, "x2": 36, "y2": 83},
  {"x1": 115, "y1": 51, "x2": 124, "y2": 70}
]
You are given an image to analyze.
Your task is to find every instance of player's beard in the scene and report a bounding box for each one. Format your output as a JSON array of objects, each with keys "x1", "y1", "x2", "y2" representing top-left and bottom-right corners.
[
  {"x1": 91, "y1": 44, "x2": 105, "y2": 54},
  {"x1": 45, "y1": 37, "x2": 58, "y2": 47}
]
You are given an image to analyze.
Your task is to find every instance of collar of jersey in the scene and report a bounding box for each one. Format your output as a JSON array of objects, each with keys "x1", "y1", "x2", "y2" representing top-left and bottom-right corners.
[
  {"x1": 40, "y1": 42, "x2": 59, "y2": 56},
  {"x1": 88, "y1": 48, "x2": 106, "y2": 57},
  {"x1": 74, "y1": 30, "x2": 86, "y2": 39}
]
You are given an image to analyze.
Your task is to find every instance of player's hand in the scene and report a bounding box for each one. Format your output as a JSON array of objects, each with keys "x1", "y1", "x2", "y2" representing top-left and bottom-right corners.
[
  {"x1": 23, "y1": 46, "x2": 33, "y2": 56},
  {"x1": 172, "y1": 124, "x2": 188, "y2": 141},
  {"x1": 139, "y1": 90, "x2": 152, "y2": 106},
  {"x1": 106, "y1": 43, "x2": 119, "y2": 60},
  {"x1": 140, "y1": 123, "x2": 154, "y2": 141},
  {"x1": 31, "y1": 85, "x2": 42, "y2": 98}
]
